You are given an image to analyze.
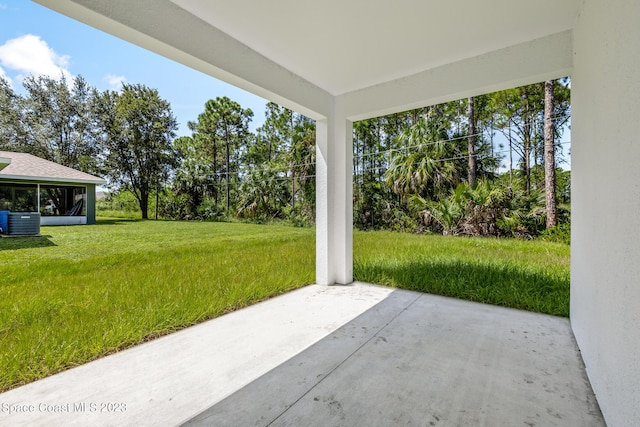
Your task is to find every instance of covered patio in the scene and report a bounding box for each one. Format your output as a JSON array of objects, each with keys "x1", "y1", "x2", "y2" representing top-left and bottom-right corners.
[
  {"x1": 27, "y1": 0, "x2": 640, "y2": 425},
  {"x1": 0, "y1": 283, "x2": 603, "y2": 426}
]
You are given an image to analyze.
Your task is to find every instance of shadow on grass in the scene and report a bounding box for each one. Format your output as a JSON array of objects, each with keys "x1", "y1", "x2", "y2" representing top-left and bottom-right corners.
[
  {"x1": 96, "y1": 218, "x2": 142, "y2": 226},
  {"x1": 0, "y1": 235, "x2": 57, "y2": 251},
  {"x1": 354, "y1": 259, "x2": 569, "y2": 317}
]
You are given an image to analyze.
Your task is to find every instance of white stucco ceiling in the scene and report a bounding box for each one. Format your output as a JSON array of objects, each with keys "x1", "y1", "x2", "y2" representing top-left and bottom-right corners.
[
  {"x1": 35, "y1": 0, "x2": 580, "y2": 119},
  {"x1": 171, "y1": 0, "x2": 581, "y2": 95}
]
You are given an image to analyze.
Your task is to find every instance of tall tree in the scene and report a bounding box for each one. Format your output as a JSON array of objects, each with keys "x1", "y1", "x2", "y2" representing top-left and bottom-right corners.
[
  {"x1": 0, "y1": 77, "x2": 27, "y2": 152},
  {"x1": 17, "y1": 75, "x2": 100, "y2": 172},
  {"x1": 172, "y1": 135, "x2": 216, "y2": 217},
  {"x1": 467, "y1": 96, "x2": 477, "y2": 186},
  {"x1": 289, "y1": 114, "x2": 316, "y2": 219},
  {"x1": 544, "y1": 80, "x2": 558, "y2": 228},
  {"x1": 490, "y1": 86, "x2": 544, "y2": 194},
  {"x1": 191, "y1": 97, "x2": 252, "y2": 215},
  {"x1": 96, "y1": 83, "x2": 178, "y2": 219},
  {"x1": 249, "y1": 103, "x2": 292, "y2": 210},
  {"x1": 257, "y1": 102, "x2": 292, "y2": 164}
]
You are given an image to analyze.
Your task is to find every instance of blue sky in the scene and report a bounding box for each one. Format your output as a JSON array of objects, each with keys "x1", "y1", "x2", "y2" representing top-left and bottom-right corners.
[{"x1": 0, "y1": 0, "x2": 269, "y2": 136}]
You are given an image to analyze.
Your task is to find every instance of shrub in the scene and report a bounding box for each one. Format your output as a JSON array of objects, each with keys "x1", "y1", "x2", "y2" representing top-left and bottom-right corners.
[
  {"x1": 96, "y1": 189, "x2": 139, "y2": 213},
  {"x1": 540, "y1": 222, "x2": 571, "y2": 245}
]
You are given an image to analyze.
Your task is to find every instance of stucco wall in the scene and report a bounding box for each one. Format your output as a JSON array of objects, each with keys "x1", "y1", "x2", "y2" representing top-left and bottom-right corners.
[{"x1": 571, "y1": 0, "x2": 640, "y2": 425}]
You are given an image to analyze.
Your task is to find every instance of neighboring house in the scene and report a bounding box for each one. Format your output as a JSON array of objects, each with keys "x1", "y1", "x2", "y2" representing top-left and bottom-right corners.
[{"x1": 0, "y1": 151, "x2": 106, "y2": 226}]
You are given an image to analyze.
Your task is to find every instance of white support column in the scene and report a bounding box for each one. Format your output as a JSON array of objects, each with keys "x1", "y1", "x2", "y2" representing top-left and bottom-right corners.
[{"x1": 316, "y1": 105, "x2": 353, "y2": 285}]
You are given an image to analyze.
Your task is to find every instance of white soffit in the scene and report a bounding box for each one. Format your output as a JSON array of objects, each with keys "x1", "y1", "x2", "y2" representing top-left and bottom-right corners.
[
  {"x1": 171, "y1": 0, "x2": 581, "y2": 96},
  {"x1": 35, "y1": 0, "x2": 580, "y2": 119}
]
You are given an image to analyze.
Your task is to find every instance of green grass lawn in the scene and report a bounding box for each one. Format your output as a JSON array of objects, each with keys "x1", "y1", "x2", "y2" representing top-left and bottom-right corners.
[
  {"x1": 354, "y1": 231, "x2": 570, "y2": 317},
  {"x1": 0, "y1": 218, "x2": 315, "y2": 392},
  {"x1": 0, "y1": 220, "x2": 569, "y2": 392}
]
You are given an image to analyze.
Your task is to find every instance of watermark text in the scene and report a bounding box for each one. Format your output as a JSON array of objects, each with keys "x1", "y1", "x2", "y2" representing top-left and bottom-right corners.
[{"x1": 1, "y1": 402, "x2": 127, "y2": 415}]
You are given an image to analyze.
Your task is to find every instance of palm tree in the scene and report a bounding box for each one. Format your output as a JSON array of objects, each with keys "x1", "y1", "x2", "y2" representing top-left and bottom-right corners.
[
  {"x1": 385, "y1": 112, "x2": 460, "y2": 200},
  {"x1": 236, "y1": 164, "x2": 289, "y2": 220},
  {"x1": 410, "y1": 192, "x2": 465, "y2": 235}
]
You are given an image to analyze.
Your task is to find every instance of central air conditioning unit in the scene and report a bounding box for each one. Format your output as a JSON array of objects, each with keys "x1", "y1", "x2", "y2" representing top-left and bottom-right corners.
[
  {"x1": 7, "y1": 212, "x2": 41, "y2": 236},
  {"x1": 0, "y1": 210, "x2": 8, "y2": 234}
]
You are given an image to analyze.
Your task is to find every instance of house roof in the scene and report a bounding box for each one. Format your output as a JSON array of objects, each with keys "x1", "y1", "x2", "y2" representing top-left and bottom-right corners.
[{"x1": 0, "y1": 151, "x2": 106, "y2": 185}]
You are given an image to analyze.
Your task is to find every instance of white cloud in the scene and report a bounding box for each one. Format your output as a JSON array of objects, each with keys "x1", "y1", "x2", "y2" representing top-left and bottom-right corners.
[
  {"x1": 104, "y1": 74, "x2": 126, "y2": 90},
  {"x1": 0, "y1": 34, "x2": 72, "y2": 83}
]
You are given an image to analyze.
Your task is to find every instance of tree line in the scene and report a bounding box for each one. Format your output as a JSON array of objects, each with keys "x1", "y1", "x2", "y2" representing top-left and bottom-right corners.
[
  {"x1": 0, "y1": 75, "x2": 177, "y2": 219},
  {"x1": 0, "y1": 74, "x2": 570, "y2": 241},
  {"x1": 353, "y1": 79, "x2": 570, "y2": 240}
]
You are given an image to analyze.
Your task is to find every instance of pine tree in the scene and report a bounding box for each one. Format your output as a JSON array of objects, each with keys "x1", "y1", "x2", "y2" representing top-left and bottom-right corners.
[{"x1": 544, "y1": 80, "x2": 558, "y2": 228}]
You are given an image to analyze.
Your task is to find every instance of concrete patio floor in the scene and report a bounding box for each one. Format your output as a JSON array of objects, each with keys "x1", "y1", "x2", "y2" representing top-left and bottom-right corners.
[{"x1": 0, "y1": 283, "x2": 604, "y2": 426}]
